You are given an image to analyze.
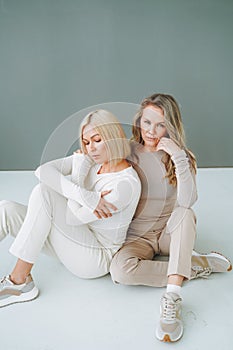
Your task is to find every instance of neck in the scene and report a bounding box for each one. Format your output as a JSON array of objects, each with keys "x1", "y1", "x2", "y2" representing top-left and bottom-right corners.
[
  {"x1": 142, "y1": 145, "x2": 157, "y2": 153},
  {"x1": 98, "y1": 159, "x2": 130, "y2": 174}
]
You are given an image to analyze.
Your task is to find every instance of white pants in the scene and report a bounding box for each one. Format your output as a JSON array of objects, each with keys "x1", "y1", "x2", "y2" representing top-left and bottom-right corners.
[{"x1": 0, "y1": 183, "x2": 112, "y2": 278}]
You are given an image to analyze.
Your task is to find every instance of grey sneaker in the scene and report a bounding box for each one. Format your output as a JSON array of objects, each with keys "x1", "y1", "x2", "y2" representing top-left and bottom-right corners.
[
  {"x1": 155, "y1": 292, "x2": 183, "y2": 342},
  {"x1": 191, "y1": 250, "x2": 232, "y2": 279},
  {"x1": 0, "y1": 275, "x2": 39, "y2": 307}
]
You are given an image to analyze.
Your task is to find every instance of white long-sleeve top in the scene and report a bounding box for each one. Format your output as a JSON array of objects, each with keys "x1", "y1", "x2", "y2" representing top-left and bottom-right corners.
[
  {"x1": 127, "y1": 145, "x2": 198, "y2": 236},
  {"x1": 35, "y1": 154, "x2": 141, "y2": 251}
]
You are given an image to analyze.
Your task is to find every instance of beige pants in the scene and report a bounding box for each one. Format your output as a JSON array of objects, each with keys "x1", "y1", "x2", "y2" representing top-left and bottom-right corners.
[
  {"x1": 110, "y1": 207, "x2": 196, "y2": 287},
  {"x1": 0, "y1": 183, "x2": 112, "y2": 279}
]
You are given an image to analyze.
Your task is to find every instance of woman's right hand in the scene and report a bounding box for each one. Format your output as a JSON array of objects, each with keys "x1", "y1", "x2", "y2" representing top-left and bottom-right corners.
[{"x1": 94, "y1": 190, "x2": 117, "y2": 219}]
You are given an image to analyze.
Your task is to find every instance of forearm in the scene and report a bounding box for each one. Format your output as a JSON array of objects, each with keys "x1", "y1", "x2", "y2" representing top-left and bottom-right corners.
[
  {"x1": 35, "y1": 156, "x2": 100, "y2": 210},
  {"x1": 66, "y1": 177, "x2": 141, "y2": 226},
  {"x1": 171, "y1": 150, "x2": 198, "y2": 208},
  {"x1": 71, "y1": 153, "x2": 94, "y2": 187}
]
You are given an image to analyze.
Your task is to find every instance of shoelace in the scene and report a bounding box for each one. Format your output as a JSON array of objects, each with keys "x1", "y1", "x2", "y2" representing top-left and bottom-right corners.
[
  {"x1": 193, "y1": 267, "x2": 212, "y2": 279},
  {"x1": 162, "y1": 297, "x2": 179, "y2": 322},
  {"x1": 0, "y1": 276, "x2": 9, "y2": 287}
]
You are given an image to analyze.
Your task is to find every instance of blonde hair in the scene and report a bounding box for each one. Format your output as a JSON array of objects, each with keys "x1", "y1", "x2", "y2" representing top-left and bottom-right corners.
[
  {"x1": 132, "y1": 93, "x2": 197, "y2": 186},
  {"x1": 80, "y1": 109, "x2": 130, "y2": 166}
]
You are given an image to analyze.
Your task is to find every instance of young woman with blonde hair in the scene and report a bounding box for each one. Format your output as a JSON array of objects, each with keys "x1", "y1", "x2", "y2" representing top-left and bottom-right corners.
[
  {"x1": 0, "y1": 109, "x2": 141, "y2": 307},
  {"x1": 109, "y1": 93, "x2": 232, "y2": 342}
]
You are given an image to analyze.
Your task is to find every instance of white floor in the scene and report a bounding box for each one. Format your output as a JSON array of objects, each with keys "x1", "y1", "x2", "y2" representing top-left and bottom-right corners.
[{"x1": 0, "y1": 168, "x2": 233, "y2": 350}]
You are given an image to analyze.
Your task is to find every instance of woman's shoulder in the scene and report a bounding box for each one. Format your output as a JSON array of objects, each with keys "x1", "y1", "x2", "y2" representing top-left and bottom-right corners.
[
  {"x1": 72, "y1": 152, "x2": 85, "y2": 161},
  {"x1": 106, "y1": 170, "x2": 141, "y2": 198},
  {"x1": 114, "y1": 166, "x2": 141, "y2": 189},
  {"x1": 127, "y1": 141, "x2": 142, "y2": 164},
  {"x1": 129, "y1": 140, "x2": 142, "y2": 153}
]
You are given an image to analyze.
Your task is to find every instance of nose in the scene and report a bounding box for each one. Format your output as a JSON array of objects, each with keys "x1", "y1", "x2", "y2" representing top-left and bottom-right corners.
[
  {"x1": 148, "y1": 124, "x2": 157, "y2": 135},
  {"x1": 89, "y1": 141, "x2": 96, "y2": 151}
]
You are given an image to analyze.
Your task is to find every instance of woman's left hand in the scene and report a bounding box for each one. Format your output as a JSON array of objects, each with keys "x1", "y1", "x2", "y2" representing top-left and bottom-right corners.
[{"x1": 156, "y1": 137, "x2": 181, "y2": 156}]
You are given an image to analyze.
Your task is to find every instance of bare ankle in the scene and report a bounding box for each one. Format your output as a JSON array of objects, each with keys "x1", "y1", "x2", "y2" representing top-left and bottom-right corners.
[{"x1": 9, "y1": 274, "x2": 27, "y2": 285}]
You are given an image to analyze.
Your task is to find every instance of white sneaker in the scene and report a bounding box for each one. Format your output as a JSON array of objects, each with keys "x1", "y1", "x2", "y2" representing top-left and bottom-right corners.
[
  {"x1": 156, "y1": 292, "x2": 183, "y2": 342},
  {"x1": 0, "y1": 275, "x2": 39, "y2": 307},
  {"x1": 191, "y1": 250, "x2": 232, "y2": 279}
]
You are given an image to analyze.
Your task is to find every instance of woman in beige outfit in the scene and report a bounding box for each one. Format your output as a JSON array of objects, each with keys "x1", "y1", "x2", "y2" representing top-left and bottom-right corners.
[{"x1": 109, "y1": 93, "x2": 232, "y2": 343}]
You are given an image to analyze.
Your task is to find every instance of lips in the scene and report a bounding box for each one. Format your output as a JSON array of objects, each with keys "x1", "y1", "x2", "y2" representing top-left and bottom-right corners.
[{"x1": 146, "y1": 136, "x2": 158, "y2": 140}]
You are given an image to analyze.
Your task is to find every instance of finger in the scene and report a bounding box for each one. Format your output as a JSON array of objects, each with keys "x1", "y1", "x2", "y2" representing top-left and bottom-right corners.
[
  {"x1": 104, "y1": 212, "x2": 112, "y2": 217},
  {"x1": 93, "y1": 210, "x2": 102, "y2": 219},
  {"x1": 101, "y1": 190, "x2": 112, "y2": 197},
  {"x1": 95, "y1": 209, "x2": 106, "y2": 219},
  {"x1": 156, "y1": 145, "x2": 164, "y2": 152},
  {"x1": 98, "y1": 206, "x2": 109, "y2": 218},
  {"x1": 157, "y1": 140, "x2": 164, "y2": 146},
  {"x1": 99, "y1": 205, "x2": 112, "y2": 216},
  {"x1": 98, "y1": 209, "x2": 108, "y2": 218},
  {"x1": 96, "y1": 210, "x2": 110, "y2": 219},
  {"x1": 104, "y1": 202, "x2": 118, "y2": 211},
  {"x1": 159, "y1": 138, "x2": 167, "y2": 144}
]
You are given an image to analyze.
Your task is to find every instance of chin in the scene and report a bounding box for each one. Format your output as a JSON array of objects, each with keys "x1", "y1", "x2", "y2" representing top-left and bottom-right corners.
[
  {"x1": 92, "y1": 159, "x2": 102, "y2": 164},
  {"x1": 144, "y1": 141, "x2": 157, "y2": 147}
]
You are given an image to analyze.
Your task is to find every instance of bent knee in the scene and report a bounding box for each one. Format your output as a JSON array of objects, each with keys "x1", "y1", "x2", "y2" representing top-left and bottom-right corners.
[
  {"x1": 0, "y1": 200, "x2": 24, "y2": 215},
  {"x1": 30, "y1": 183, "x2": 59, "y2": 204},
  {"x1": 173, "y1": 206, "x2": 195, "y2": 217},
  {"x1": 166, "y1": 207, "x2": 196, "y2": 234},
  {"x1": 179, "y1": 207, "x2": 197, "y2": 224},
  {"x1": 110, "y1": 252, "x2": 139, "y2": 285},
  {"x1": 31, "y1": 183, "x2": 51, "y2": 196}
]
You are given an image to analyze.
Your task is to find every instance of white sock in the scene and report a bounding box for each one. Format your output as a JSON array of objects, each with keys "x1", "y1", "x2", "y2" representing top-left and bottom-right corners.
[{"x1": 166, "y1": 284, "x2": 182, "y2": 297}]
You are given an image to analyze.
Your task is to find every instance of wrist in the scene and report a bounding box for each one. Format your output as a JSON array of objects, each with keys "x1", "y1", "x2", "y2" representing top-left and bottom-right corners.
[{"x1": 171, "y1": 149, "x2": 186, "y2": 161}]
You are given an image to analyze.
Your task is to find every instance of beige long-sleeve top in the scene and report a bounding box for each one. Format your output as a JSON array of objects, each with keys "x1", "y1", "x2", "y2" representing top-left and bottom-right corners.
[{"x1": 127, "y1": 144, "x2": 198, "y2": 237}]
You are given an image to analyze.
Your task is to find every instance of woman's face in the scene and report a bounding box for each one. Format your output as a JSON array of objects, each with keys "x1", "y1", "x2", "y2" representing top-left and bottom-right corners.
[
  {"x1": 82, "y1": 124, "x2": 109, "y2": 164},
  {"x1": 140, "y1": 105, "x2": 167, "y2": 150}
]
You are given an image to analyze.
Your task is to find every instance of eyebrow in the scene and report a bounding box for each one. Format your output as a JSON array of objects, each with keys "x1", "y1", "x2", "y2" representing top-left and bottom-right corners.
[
  {"x1": 142, "y1": 117, "x2": 165, "y2": 124},
  {"x1": 82, "y1": 133, "x2": 101, "y2": 142}
]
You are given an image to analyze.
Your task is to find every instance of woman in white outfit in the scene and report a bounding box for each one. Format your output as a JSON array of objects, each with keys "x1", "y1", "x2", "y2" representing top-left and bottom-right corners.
[{"x1": 0, "y1": 109, "x2": 141, "y2": 307}]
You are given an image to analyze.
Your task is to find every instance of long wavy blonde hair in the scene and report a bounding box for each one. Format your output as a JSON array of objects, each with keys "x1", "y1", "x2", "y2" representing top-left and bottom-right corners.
[{"x1": 132, "y1": 93, "x2": 197, "y2": 186}]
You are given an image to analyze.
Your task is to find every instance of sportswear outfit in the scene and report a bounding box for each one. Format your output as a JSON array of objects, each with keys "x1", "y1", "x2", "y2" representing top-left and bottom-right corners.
[
  {"x1": 110, "y1": 145, "x2": 197, "y2": 286},
  {"x1": 0, "y1": 154, "x2": 141, "y2": 279}
]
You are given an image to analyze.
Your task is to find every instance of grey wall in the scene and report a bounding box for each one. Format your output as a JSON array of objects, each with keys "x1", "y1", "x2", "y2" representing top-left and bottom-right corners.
[{"x1": 0, "y1": 0, "x2": 232, "y2": 170}]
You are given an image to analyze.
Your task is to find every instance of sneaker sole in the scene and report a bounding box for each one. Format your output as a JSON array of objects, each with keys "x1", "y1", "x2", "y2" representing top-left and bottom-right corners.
[
  {"x1": 163, "y1": 334, "x2": 172, "y2": 342},
  {"x1": 156, "y1": 327, "x2": 183, "y2": 343},
  {"x1": 193, "y1": 250, "x2": 232, "y2": 272},
  {"x1": 0, "y1": 286, "x2": 39, "y2": 308},
  {"x1": 157, "y1": 333, "x2": 182, "y2": 343},
  {"x1": 211, "y1": 251, "x2": 232, "y2": 271}
]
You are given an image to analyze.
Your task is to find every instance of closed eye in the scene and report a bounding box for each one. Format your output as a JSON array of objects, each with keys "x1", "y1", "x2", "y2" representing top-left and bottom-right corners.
[{"x1": 82, "y1": 137, "x2": 102, "y2": 145}]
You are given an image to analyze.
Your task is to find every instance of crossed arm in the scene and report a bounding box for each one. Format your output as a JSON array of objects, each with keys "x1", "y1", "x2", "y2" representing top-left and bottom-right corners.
[{"x1": 34, "y1": 155, "x2": 117, "y2": 215}]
